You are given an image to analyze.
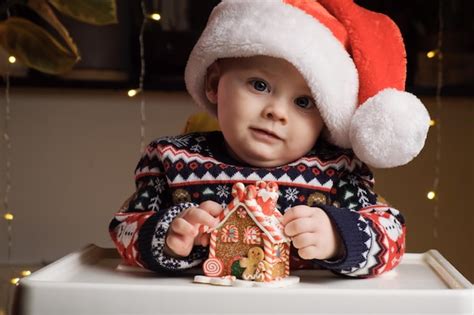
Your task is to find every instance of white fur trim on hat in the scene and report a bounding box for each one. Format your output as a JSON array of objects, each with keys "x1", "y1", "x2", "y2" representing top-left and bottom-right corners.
[
  {"x1": 349, "y1": 88, "x2": 430, "y2": 168},
  {"x1": 185, "y1": 0, "x2": 358, "y2": 148}
]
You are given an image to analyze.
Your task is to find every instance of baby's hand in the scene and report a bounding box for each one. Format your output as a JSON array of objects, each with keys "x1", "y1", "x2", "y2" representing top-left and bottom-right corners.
[
  {"x1": 282, "y1": 205, "x2": 343, "y2": 261},
  {"x1": 165, "y1": 201, "x2": 223, "y2": 257}
]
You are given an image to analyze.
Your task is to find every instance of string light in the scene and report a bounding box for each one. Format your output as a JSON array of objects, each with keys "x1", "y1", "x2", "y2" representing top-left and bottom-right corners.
[
  {"x1": 427, "y1": 191, "x2": 436, "y2": 200},
  {"x1": 127, "y1": 89, "x2": 139, "y2": 97},
  {"x1": 149, "y1": 13, "x2": 161, "y2": 21},
  {"x1": 429, "y1": 119, "x2": 436, "y2": 127},
  {"x1": 138, "y1": 0, "x2": 147, "y2": 153},
  {"x1": 426, "y1": 50, "x2": 437, "y2": 59},
  {"x1": 8, "y1": 270, "x2": 32, "y2": 287},
  {"x1": 2, "y1": 8, "x2": 15, "y2": 312},
  {"x1": 431, "y1": 0, "x2": 444, "y2": 240},
  {"x1": 9, "y1": 278, "x2": 20, "y2": 286}
]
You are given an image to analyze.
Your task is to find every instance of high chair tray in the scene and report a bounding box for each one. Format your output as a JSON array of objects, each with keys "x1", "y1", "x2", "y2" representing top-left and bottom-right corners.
[{"x1": 13, "y1": 244, "x2": 473, "y2": 315}]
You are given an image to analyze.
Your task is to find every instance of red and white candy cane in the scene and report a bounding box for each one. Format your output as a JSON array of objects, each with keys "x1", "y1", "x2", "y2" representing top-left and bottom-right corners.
[
  {"x1": 203, "y1": 257, "x2": 224, "y2": 277},
  {"x1": 231, "y1": 182, "x2": 246, "y2": 201},
  {"x1": 255, "y1": 261, "x2": 266, "y2": 282},
  {"x1": 208, "y1": 230, "x2": 218, "y2": 258},
  {"x1": 284, "y1": 250, "x2": 290, "y2": 277},
  {"x1": 262, "y1": 234, "x2": 275, "y2": 282}
]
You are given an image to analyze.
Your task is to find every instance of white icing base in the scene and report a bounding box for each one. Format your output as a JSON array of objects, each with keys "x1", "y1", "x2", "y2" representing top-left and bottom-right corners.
[{"x1": 193, "y1": 275, "x2": 300, "y2": 288}]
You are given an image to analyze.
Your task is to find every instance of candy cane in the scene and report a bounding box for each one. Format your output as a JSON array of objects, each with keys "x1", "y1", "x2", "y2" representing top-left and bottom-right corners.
[
  {"x1": 209, "y1": 230, "x2": 218, "y2": 258},
  {"x1": 284, "y1": 244, "x2": 290, "y2": 277}
]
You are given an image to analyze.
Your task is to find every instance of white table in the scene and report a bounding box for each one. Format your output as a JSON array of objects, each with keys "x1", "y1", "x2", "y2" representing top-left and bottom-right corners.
[{"x1": 13, "y1": 244, "x2": 473, "y2": 315}]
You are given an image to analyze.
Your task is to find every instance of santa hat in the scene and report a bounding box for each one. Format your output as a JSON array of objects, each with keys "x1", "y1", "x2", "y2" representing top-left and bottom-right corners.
[{"x1": 184, "y1": 0, "x2": 430, "y2": 168}]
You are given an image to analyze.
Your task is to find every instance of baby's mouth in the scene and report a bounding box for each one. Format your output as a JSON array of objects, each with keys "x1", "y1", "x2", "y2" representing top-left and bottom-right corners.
[{"x1": 250, "y1": 127, "x2": 282, "y2": 140}]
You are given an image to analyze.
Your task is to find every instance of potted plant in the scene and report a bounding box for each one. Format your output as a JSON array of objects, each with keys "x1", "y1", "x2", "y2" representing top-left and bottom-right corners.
[{"x1": 0, "y1": 0, "x2": 117, "y2": 74}]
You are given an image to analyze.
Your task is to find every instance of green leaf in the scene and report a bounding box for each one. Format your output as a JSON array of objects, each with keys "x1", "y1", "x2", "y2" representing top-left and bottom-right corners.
[
  {"x1": 0, "y1": 17, "x2": 79, "y2": 74},
  {"x1": 48, "y1": 0, "x2": 117, "y2": 25},
  {"x1": 28, "y1": 0, "x2": 79, "y2": 56}
]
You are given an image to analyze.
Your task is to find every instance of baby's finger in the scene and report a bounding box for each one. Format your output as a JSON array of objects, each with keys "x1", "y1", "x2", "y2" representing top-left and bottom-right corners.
[
  {"x1": 281, "y1": 205, "x2": 316, "y2": 225},
  {"x1": 291, "y1": 232, "x2": 318, "y2": 249},
  {"x1": 200, "y1": 200, "x2": 224, "y2": 217},
  {"x1": 284, "y1": 217, "x2": 317, "y2": 237},
  {"x1": 195, "y1": 233, "x2": 211, "y2": 247},
  {"x1": 169, "y1": 217, "x2": 198, "y2": 237},
  {"x1": 166, "y1": 233, "x2": 193, "y2": 257},
  {"x1": 183, "y1": 207, "x2": 220, "y2": 228},
  {"x1": 297, "y1": 245, "x2": 319, "y2": 260}
]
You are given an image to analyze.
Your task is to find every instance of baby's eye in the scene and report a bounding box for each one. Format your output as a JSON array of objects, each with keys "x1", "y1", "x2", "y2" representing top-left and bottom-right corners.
[
  {"x1": 294, "y1": 96, "x2": 315, "y2": 109},
  {"x1": 250, "y1": 80, "x2": 270, "y2": 93}
]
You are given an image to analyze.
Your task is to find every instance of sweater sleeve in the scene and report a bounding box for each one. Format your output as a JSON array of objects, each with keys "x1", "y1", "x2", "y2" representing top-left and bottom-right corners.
[
  {"x1": 108, "y1": 142, "x2": 208, "y2": 273},
  {"x1": 314, "y1": 161, "x2": 406, "y2": 278}
]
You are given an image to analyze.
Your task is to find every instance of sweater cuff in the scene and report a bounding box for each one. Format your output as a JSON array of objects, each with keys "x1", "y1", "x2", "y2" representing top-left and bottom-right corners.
[
  {"x1": 313, "y1": 205, "x2": 371, "y2": 272},
  {"x1": 137, "y1": 202, "x2": 208, "y2": 273}
]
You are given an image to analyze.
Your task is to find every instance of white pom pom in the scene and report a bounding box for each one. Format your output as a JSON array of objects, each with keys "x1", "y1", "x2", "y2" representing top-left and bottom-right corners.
[{"x1": 349, "y1": 88, "x2": 430, "y2": 168}]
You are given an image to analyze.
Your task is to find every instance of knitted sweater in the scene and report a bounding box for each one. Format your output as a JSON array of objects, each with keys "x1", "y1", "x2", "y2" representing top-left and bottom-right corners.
[{"x1": 109, "y1": 132, "x2": 405, "y2": 278}]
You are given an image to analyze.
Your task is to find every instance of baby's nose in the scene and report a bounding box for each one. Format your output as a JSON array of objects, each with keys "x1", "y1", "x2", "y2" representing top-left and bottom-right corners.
[{"x1": 262, "y1": 100, "x2": 288, "y2": 124}]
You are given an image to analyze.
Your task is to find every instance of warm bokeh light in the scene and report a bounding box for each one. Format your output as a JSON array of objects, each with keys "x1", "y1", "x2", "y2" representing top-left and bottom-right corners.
[
  {"x1": 10, "y1": 277, "x2": 20, "y2": 285},
  {"x1": 127, "y1": 89, "x2": 138, "y2": 97},
  {"x1": 21, "y1": 270, "x2": 32, "y2": 276},
  {"x1": 429, "y1": 119, "x2": 436, "y2": 127},
  {"x1": 427, "y1": 191, "x2": 436, "y2": 200},
  {"x1": 8, "y1": 56, "x2": 16, "y2": 64},
  {"x1": 4, "y1": 213, "x2": 14, "y2": 221},
  {"x1": 150, "y1": 13, "x2": 161, "y2": 21},
  {"x1": 427, "y1": 50, "x2": 436, "y2": 59}
]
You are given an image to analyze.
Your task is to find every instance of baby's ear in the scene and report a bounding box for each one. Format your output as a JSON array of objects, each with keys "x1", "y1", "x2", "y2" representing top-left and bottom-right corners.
[{"x1": 205, "y1": 62, "x2": 220, "y2": 104}]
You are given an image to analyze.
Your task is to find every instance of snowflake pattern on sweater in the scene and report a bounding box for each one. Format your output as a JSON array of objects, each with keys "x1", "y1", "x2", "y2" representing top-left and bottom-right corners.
[{"x1": 109, "y1": 132, "x2": 405, "y2": 277}]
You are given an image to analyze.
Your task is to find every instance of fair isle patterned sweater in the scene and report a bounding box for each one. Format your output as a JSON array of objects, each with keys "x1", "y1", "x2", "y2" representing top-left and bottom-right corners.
[{"x1": 109, "y1": 132, "x2": 405, "y2": 278}]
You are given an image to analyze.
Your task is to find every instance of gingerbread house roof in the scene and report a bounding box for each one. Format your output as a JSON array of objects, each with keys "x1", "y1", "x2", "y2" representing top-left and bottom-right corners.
[{"x1": 212, "y1": 182, "x2": 290, "y2": 244}]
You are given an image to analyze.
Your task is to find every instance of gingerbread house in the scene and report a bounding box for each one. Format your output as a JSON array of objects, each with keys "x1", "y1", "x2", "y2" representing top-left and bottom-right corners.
[{"x1": 202, "y1": 181, "x2": 290, "y2": 282}]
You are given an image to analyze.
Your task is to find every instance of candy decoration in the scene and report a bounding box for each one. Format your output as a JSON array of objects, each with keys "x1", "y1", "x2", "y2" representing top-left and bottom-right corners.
[
  {"x1": 256, "y1": 182, "x2": 278, "y2": 216},
  {"x1": 199, "y1": 224, "x2": 209, "y2": 234},
  {"x1": 254, "y1": 262, "x2": 266, "y2": 282},
  {"x1": 203, "y1": 258, "x2": 224, "y2": 277},
  {"x1": 237, "y1": 207, "x2": 247, "y2": 219},
  {"x1": 284, "y1": 253, "x2": 290, "y2": 277},
  {"x1": 221, "y1": 224, "x2": 239, "y2": 243},
  {"x1": 240, "y1": 247, "x2": 265, "y2": 280},
  {"x1": 231, "y1": 182, "x2": 246, "y2": 201},
  {"x1": 208, "y1": 230, "x2": 218, "y2": 258},
  {"x1": 230, "y1": 259, "x2": 245, "y2": 278},
  {"x1": 243, "y1": 226, "x2": 261, "y2": 245},
  {"x1": 275, "y1": 243, "x2": 289, "y2": 262},
  {"x1": 262, "y1": 234, "x2": 274, "y2": 265}
]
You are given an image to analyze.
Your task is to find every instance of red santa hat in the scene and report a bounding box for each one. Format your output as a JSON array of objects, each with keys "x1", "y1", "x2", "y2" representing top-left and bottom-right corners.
[{"x1": 185, "y1": 0, "x2": 430, "y2": 168}]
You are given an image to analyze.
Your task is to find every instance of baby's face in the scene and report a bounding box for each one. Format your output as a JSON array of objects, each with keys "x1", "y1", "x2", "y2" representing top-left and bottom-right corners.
[{"x1": 208, "y1": 56, "x2": 324, "y2": 167}]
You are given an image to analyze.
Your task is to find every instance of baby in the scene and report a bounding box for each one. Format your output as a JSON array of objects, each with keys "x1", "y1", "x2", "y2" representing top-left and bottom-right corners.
[{"x1": 109, "y1": 0, "x2": 429, "y2": 277}]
